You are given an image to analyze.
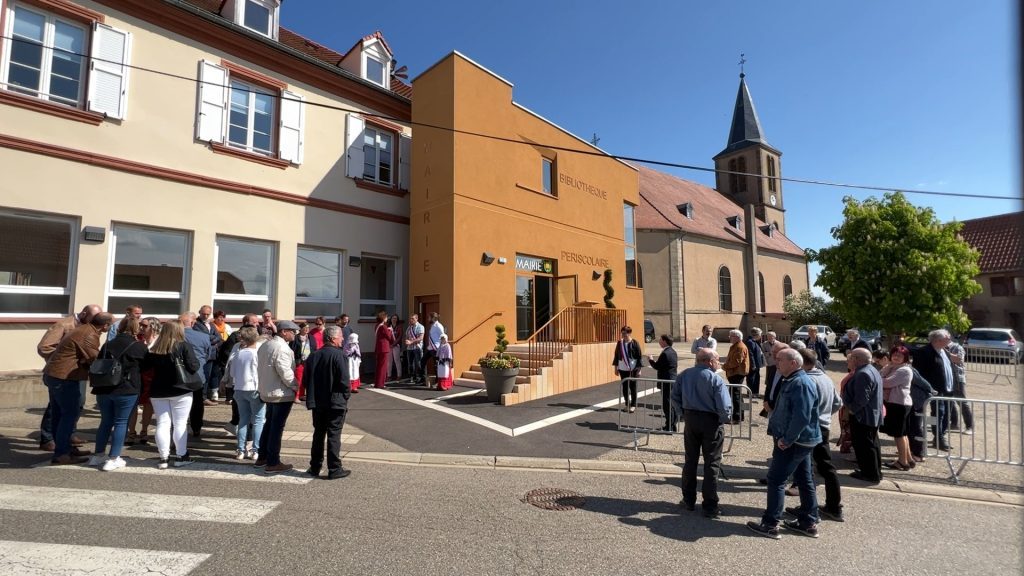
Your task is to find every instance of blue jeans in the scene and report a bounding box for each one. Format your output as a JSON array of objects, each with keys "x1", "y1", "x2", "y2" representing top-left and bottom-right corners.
[
  {"x1": 234, "y1": 390, "x2": 265, "y2": 453},
  {"x1": 43, "y1": 375, "x2": 82, "y2": 457},
  {"x1": 95, "y1": 393, "x2": 138, "y2": 459},
  {"x1": 259, "y1": 401, "x2": 293, "y2": 466},
  {"x1": 763, "y1": 443, "x2": 818, "y2": 527}
]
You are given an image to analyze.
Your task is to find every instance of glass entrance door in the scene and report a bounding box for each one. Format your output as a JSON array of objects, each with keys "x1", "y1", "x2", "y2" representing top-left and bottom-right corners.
[
  {"x1": 534, "y1": 275, "x2": 552, "y2": 334},
  {"x1": 516, "y1": 274, "x2": 554, "y2": 341}
]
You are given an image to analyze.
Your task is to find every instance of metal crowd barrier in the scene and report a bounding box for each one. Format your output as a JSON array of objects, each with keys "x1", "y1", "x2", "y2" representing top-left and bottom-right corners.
[
  {"x1": 963, "y1": 346, "x2": 1019, "y2": 380},
  {"x1": 924, "y1": 396, "x2": 1024, "y2": 484},
  {"x1": 616, "y1": 377, "x2": 753, "y2": 451}
]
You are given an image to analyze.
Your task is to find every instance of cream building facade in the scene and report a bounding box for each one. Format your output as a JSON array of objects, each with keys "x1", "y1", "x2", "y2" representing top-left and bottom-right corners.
[{"x1": 0, "y1": 0, "x2": 413, "y2": 372}]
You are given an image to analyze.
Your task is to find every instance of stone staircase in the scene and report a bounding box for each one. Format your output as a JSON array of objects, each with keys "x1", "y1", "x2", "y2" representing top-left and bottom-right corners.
[{"x1": 454, "y1": 342, "x2": 617, "y2": 405}]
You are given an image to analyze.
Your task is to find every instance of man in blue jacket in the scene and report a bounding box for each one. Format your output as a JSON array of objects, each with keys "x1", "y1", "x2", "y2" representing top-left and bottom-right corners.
[
  {"x1": 842, "y1": 348, "x2": 884, "y2": 482},
  {"x1": 748, "y1": 348, "x2": 822, "y2": 539}
]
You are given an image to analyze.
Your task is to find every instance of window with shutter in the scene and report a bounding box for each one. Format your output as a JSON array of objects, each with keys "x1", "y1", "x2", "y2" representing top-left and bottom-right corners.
[
  {"x1": 345, "y1": 113, "x2": 410, "y2": 192},
  {"x1": 0, "y1": 1, "x2": 129, "y2": 121}
]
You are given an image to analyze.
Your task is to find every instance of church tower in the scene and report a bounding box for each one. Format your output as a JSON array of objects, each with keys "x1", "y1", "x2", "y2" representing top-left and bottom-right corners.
[{"x1": 713, "y1": 73, "x2": 786, "y2": 234}]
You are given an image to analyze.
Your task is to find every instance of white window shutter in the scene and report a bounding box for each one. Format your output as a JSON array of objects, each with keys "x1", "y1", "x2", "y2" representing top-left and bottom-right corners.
[
  {"x1": 196, "y1": 60, "x2": 228, "y2": 143},
  {"x1": 345, "y1": 114, "x2": 365, "y2": 179},
  {"x1": 279, "y1": 90, "x2": 304, "y2": 165},
  {"x1": 87, "y1": 23, "x2": 131, "y2": 120},
  {"x1": 398, "y1": 134, "x2": 411, "y2": 190}
]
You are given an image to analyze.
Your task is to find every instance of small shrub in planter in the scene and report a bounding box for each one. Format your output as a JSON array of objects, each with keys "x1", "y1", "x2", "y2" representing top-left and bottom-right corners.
[{"x1": 480, "y1": 324, "x2": 521, "y2": 370}]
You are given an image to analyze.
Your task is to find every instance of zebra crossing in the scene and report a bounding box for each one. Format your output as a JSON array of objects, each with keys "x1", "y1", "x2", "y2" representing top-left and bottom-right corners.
[{"x1": 0, "y1": 465, "x2": 291, "y2": 574}]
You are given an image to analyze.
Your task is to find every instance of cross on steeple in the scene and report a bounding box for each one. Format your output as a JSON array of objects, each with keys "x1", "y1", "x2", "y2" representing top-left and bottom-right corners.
[{"x1": 738, "y1": 53, "x2": 746, "y2": 78}]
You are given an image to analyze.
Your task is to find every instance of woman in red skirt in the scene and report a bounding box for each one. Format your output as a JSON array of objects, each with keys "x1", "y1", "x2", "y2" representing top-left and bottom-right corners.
[
  {"x1": 374, "y1": 311, "x2": 396, "y2": 389},
  {"x1": 436, "y1": 333, "x2": 453, "y2": 391}
]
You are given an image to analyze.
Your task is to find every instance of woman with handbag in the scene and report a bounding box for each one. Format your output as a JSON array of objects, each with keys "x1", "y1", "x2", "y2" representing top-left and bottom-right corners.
[
  {"x1": 612, "y1": 326, "x2": 643, "y2": 413},
  {"x1": 143, "y1": 319, "x2": 201, "y2": 469},
  {"x1": 88, "y1": 316, "x2": 148, "y2": 471}
]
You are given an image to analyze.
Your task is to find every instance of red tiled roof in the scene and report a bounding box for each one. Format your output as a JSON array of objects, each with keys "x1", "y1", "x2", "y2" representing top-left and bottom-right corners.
[
  {"x1": 958, "y1": 211, "x2": 1024, "y2": 274},
  {"x1": 635, "y1": 165, "x2": 805, "y2": 257},
  {"x1": 179, "y1": 0, "x2": 411, "y2": 98}
]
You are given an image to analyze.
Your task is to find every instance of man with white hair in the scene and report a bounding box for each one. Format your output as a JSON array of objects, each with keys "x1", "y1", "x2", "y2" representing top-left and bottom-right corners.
[
  {"x1": 672, "y1": 348, "x2": 731, "y2": 518},
  {"x1": 747, "y1": 348, "x2": 822, "y2": 539},
  {"x1": 846, "y1": 329, "x2": 870, "y2": 353},
  {"x1": 841, "y1": 348, "x2": 884, "y2": 482},
  {"x1": 913, "y1": 329, "x2": 956, "y2": 451},
  {"x1": 722, "y1": 329, "x2": 750, "y2": 424}
]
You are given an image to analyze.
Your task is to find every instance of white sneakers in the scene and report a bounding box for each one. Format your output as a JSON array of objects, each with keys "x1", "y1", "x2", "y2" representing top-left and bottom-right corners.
[
  {"x1": 87, "y1": 454, "x2": 106, "y2": 467},
  {"x1": 101, "y1": 457, "x2": 126, "y2": 472},
  {"x1": 249, "y1": 451, "x2": 259, "y2": 461},
  {"x1": 236, "y1": 450, "x2": 247, "y2": 460}
]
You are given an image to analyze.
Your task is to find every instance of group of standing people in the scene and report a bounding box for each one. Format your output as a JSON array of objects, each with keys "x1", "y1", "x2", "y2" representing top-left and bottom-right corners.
[{"x1": 373, "y1": 311, "x2": 452, "y2": 391}]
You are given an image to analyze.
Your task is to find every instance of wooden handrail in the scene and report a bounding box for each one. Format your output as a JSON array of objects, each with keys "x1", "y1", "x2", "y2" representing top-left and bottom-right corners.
[
  {"x1": 451, "y1": 311, "x2": 502, "y2": 345},
  {"x1": 524, "y1": 306, "x2": 570, "y2": 343}
]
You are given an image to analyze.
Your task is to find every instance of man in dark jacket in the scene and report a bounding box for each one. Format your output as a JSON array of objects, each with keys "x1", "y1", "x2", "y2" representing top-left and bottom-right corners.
[
  {"x1": 192, "y1": 305, "x2": 222, "y2": 404},
  {"x1": 649, "y1": 335, "x2": 678, "y2": 431},
  {"x1": 303, "y1": 325, "x2": 352, "y2": 479},
  {"x1": 912, "y1": 329, "x2": 955, "y2": 450},
  {"x1": 745, "y1": 328, "x2": 766, "y2": 397},
  {"x1": 841, "y1": 348, "x2": 884, "y2": 483}
]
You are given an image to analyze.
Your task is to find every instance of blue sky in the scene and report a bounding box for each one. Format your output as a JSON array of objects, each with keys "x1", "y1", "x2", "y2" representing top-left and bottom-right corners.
[{"x1": 283, "y1": 1, "x2": 1020, "y2": 294}]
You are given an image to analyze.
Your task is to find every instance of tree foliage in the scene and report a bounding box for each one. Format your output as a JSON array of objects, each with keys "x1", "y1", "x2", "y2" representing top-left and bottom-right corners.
[
  {"x1": 807, "y1": 192, "x2": 981, "y2": 335},
  {"x1": 783, "y1": 290, "x2": 847, "y2": 332}
]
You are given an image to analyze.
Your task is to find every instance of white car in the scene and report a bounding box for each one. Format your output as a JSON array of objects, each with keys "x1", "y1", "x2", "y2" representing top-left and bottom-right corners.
[{"x1": 792, "y1": 325, "x2": 837, "y2": 348}]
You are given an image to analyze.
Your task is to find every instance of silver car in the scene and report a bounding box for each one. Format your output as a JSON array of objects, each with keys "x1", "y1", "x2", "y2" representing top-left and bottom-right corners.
[{"x1": 962, "y1": 328, "x2": 1023, "y2": 364}]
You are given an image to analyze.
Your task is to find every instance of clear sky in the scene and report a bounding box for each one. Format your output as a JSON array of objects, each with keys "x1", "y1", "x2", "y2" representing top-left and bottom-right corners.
[{"x1": 282, "y1": 0, "x2": 1021, "y2": 294}]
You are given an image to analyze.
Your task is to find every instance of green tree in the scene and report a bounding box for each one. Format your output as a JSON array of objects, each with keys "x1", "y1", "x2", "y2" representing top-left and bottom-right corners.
[
  {"x1": 807, "y1": 192, "x2": 981, "y2": 336},
  {"x1": 783, "y1": 290, "x2": 847, "y2": 332}
]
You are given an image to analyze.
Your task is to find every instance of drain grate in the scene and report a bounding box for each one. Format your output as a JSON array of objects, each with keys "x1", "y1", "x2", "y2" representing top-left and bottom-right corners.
[{"x1": 522, "y1": 488, "x2": 585, "y2": 511}]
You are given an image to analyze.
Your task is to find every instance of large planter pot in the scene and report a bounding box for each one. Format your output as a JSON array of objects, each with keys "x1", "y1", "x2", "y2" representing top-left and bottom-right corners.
[{"x1": 482, "y1": 366, "x2": 519, "y2": 402}]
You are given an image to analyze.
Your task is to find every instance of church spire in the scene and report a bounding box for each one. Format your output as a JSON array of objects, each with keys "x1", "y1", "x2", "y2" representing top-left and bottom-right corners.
[{"x1": 717, "y1": 71, "x2": 775, "y2": 157}]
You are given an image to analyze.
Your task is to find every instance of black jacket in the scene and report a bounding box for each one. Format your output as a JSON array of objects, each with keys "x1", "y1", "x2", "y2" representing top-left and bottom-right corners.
[
  {"x1": 612, "y1": 339, "x2": 643, "y2": 375},
  {"x1": 650, "y1": 346, "x2": 678, "y2": 382},
  {"x1": 303, "y1": 345, "x2": 351, "y2": 411},
  {"x1": 192, "y1": 319, "x2": 223, "y2": 354},
  {"x1": 144, "y1": 341, "x2": 200, "y2": 398},
  {"x1": 289, "y1": 334, "x2": 318, "y2": 366},
  {"x1": 92, "y1": 334, "x2": 148, "y2": 396},
  {"x1": 217, "y1": 323, "x2": 255, "y2": 367},
  {"x1": 912, "y1": 344, "x2": 954, "y2": 395}
]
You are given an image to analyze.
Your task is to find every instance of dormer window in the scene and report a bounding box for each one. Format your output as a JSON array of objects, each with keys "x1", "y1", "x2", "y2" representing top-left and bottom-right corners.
[
  {"x1": 232, "y1": 0, "x2": 279, "y2": 39},
  {"x1": 365, "y1": 56, "x2": 385, "y2": 86},
  {"x1": 728, "y1": 215, "x2": 742, "y2": 230},
  {"x1": 676, "y1": 202, "x2": 693, "y2": 219}
]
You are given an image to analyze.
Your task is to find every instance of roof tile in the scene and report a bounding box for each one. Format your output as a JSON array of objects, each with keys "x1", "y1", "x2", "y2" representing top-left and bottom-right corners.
[
  {"x1": 958, "y1": 211, "x2": 1024, "y2": 274},
  {"x1": 635, "y1": 165, "x2": 805, "y2": 257}
]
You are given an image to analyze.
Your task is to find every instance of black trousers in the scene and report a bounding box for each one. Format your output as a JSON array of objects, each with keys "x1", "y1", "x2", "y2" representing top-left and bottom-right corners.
[
  {"x1": 189, "y1": 388, "x2": 205, "y2": 435},
  {"x1": 746, "y1": 367, "x2": 761, "y2": 397},
  {"x1": 681, "y1": 411, "x2": 725, "y2": 510},
  {"x1": 619, "y1": 371, "x2": 637, "y2": 408},
  {"x1": 727, "y1": 374, "x2": 746, "y2": 422},
  {"x1": 420, "y1": 349, "x2": 437, "y2": 384},
  {"x1": 813, "y1": 428, "x2": 841, "y2": 512},
  {"x1": 660, "y1": 384, "x2": 678, "y2": 430},
  {"x1": 908, "y1": 411, "x2": 926, "y2": 458},
  {"x1": 850, "y1": 418, "x2": 882, "y2": 482},
  {"x1": 310, "y1": 408, "x2": 347, "y2": 474}
]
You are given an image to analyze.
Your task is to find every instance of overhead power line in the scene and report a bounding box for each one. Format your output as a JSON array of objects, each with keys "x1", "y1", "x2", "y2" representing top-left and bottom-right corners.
[{"x1": 1, "y1": 34, "x2": 1017, "y2": 202}]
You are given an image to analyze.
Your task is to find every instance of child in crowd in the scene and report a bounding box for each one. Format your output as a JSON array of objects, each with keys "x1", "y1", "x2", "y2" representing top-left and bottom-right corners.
[
  {"x1": 345, "y1": 333, "x2": 362, "y2": 393},
  {"x1": 435, "y1": 333, "x2": 453, "y2": 391}
]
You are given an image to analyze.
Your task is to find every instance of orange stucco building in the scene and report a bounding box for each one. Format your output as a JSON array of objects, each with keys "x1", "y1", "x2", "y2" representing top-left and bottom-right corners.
[{"x1": 410, "y1": 52, "x2": 644, "y2": 379}]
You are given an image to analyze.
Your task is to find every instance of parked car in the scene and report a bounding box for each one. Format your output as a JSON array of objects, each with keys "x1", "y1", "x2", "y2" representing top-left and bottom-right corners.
[
  {"x1": 644, "y1": 319, "x2": 655, "y2": 343},
  {"x1": 962, "y1": 328, "x2": 1023, "y2": 363},
  {"x1": 792, "y1": 325, "x2": 837, "y2": 348},
  {"x1": 838, "y1": 329, "x2": 883, "y2": 356}
]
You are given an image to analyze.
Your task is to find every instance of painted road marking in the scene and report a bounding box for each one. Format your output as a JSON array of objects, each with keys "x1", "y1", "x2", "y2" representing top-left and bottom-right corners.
[
  {"x1": 371, "y1": 387, "x2": 659, "y2": 437},
  {"x1": 426, "y1": 389, "x2": 486, "y2": 403},
  {"x1": 32, "y1": 459, "x2": 315, "y2": 484},
  {"x1": 0, "y1": 541, "x2": 209, "y2": 576},
  {"x1": 0, "y1": 484, "x2": 279, "y2": 524}
]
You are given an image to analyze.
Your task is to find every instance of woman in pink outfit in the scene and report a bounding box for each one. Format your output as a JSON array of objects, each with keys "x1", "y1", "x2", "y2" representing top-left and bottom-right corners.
[{"x1": 373, "y1": 311, "x2": 396, "y2": 389}]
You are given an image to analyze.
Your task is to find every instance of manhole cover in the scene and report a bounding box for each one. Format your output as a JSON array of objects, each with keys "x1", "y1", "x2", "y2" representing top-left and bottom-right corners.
[{"x1": 522, "y1": 488, "x2": 585, "y2": 511}]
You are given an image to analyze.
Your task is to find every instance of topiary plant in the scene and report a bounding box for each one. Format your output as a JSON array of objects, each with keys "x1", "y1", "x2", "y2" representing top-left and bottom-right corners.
[
  {"x1": 480, "y1": 324, "x2": 521, "y2": 369},
  {"x1": 603, "y1": 269, "x2": 615, "y2": 308}
]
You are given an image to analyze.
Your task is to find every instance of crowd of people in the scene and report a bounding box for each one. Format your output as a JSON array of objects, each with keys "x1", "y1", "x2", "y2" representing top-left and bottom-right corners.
[
  {"x1": 636, "y1": 325, "x2": 970, "y2": 540},
  {"x1": 34, "y1": 304, "x2": 440, "y2": 478}
]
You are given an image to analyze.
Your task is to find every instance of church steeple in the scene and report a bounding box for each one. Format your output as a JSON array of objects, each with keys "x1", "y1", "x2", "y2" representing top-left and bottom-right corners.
[{"x1": 713, "y1": 68, "x2": 787, "y2": 234}]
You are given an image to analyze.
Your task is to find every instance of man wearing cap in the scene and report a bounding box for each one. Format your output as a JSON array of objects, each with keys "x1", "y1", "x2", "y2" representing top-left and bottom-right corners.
[{"x1": 256, "y1": 319, "x2": 299, "y2": 474}]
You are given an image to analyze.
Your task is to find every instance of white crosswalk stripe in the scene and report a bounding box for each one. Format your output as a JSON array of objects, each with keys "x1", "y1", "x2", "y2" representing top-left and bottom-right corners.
[
  {"x1": 34, "y1": 459, "x2": 315, "y2": 484},
  {"x1": 0, "y1": 540, "x2": 209, "y2": 576},
  {"x1": 0, "y1": 484, "x2": 279, "y2": 524}
]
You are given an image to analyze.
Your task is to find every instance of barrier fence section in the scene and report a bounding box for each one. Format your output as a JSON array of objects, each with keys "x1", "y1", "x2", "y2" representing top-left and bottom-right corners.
[
  {"x1": 616, "y1": 377, "x2": 753, "y2": 451},
  {"x1": 963, "y1": 346, "x2": 1019, "y2": 381},
  {"x1": 924, "y1": 396, "x2": 1024, "y2": 484}
]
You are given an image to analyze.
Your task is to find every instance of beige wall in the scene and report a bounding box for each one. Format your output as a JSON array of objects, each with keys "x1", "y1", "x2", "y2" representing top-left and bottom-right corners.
[
  {"x1": 964, "y1": 273, "x2": 1024, "y2": 332},
  {"x1": 756, "y1": 251, "x2": 809, "y2": 313},
  {"x1": 0, "y1": 0, "x2": 412, "y2": 372},
  {"x1": 411, "y1": 53, "x2": 643, "y2": 376}
]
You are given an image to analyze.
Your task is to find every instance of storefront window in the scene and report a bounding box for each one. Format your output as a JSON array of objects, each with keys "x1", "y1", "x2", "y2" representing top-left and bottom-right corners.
[
  {"x1": 214, "y1": 236, "x2": 275, "y2": 315},
  {"x1": 359, "y1": 256, "x2": 397, "y2": 319},
  {"x1": 108, "y1": 225, "x2": 189, "y2": 316},
  {"x1": 296, "y1": 247, "x2": 343, "y2": 318},
  {"x1": 0, "y1": 211, "x2": 73, "y2": 315}
]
